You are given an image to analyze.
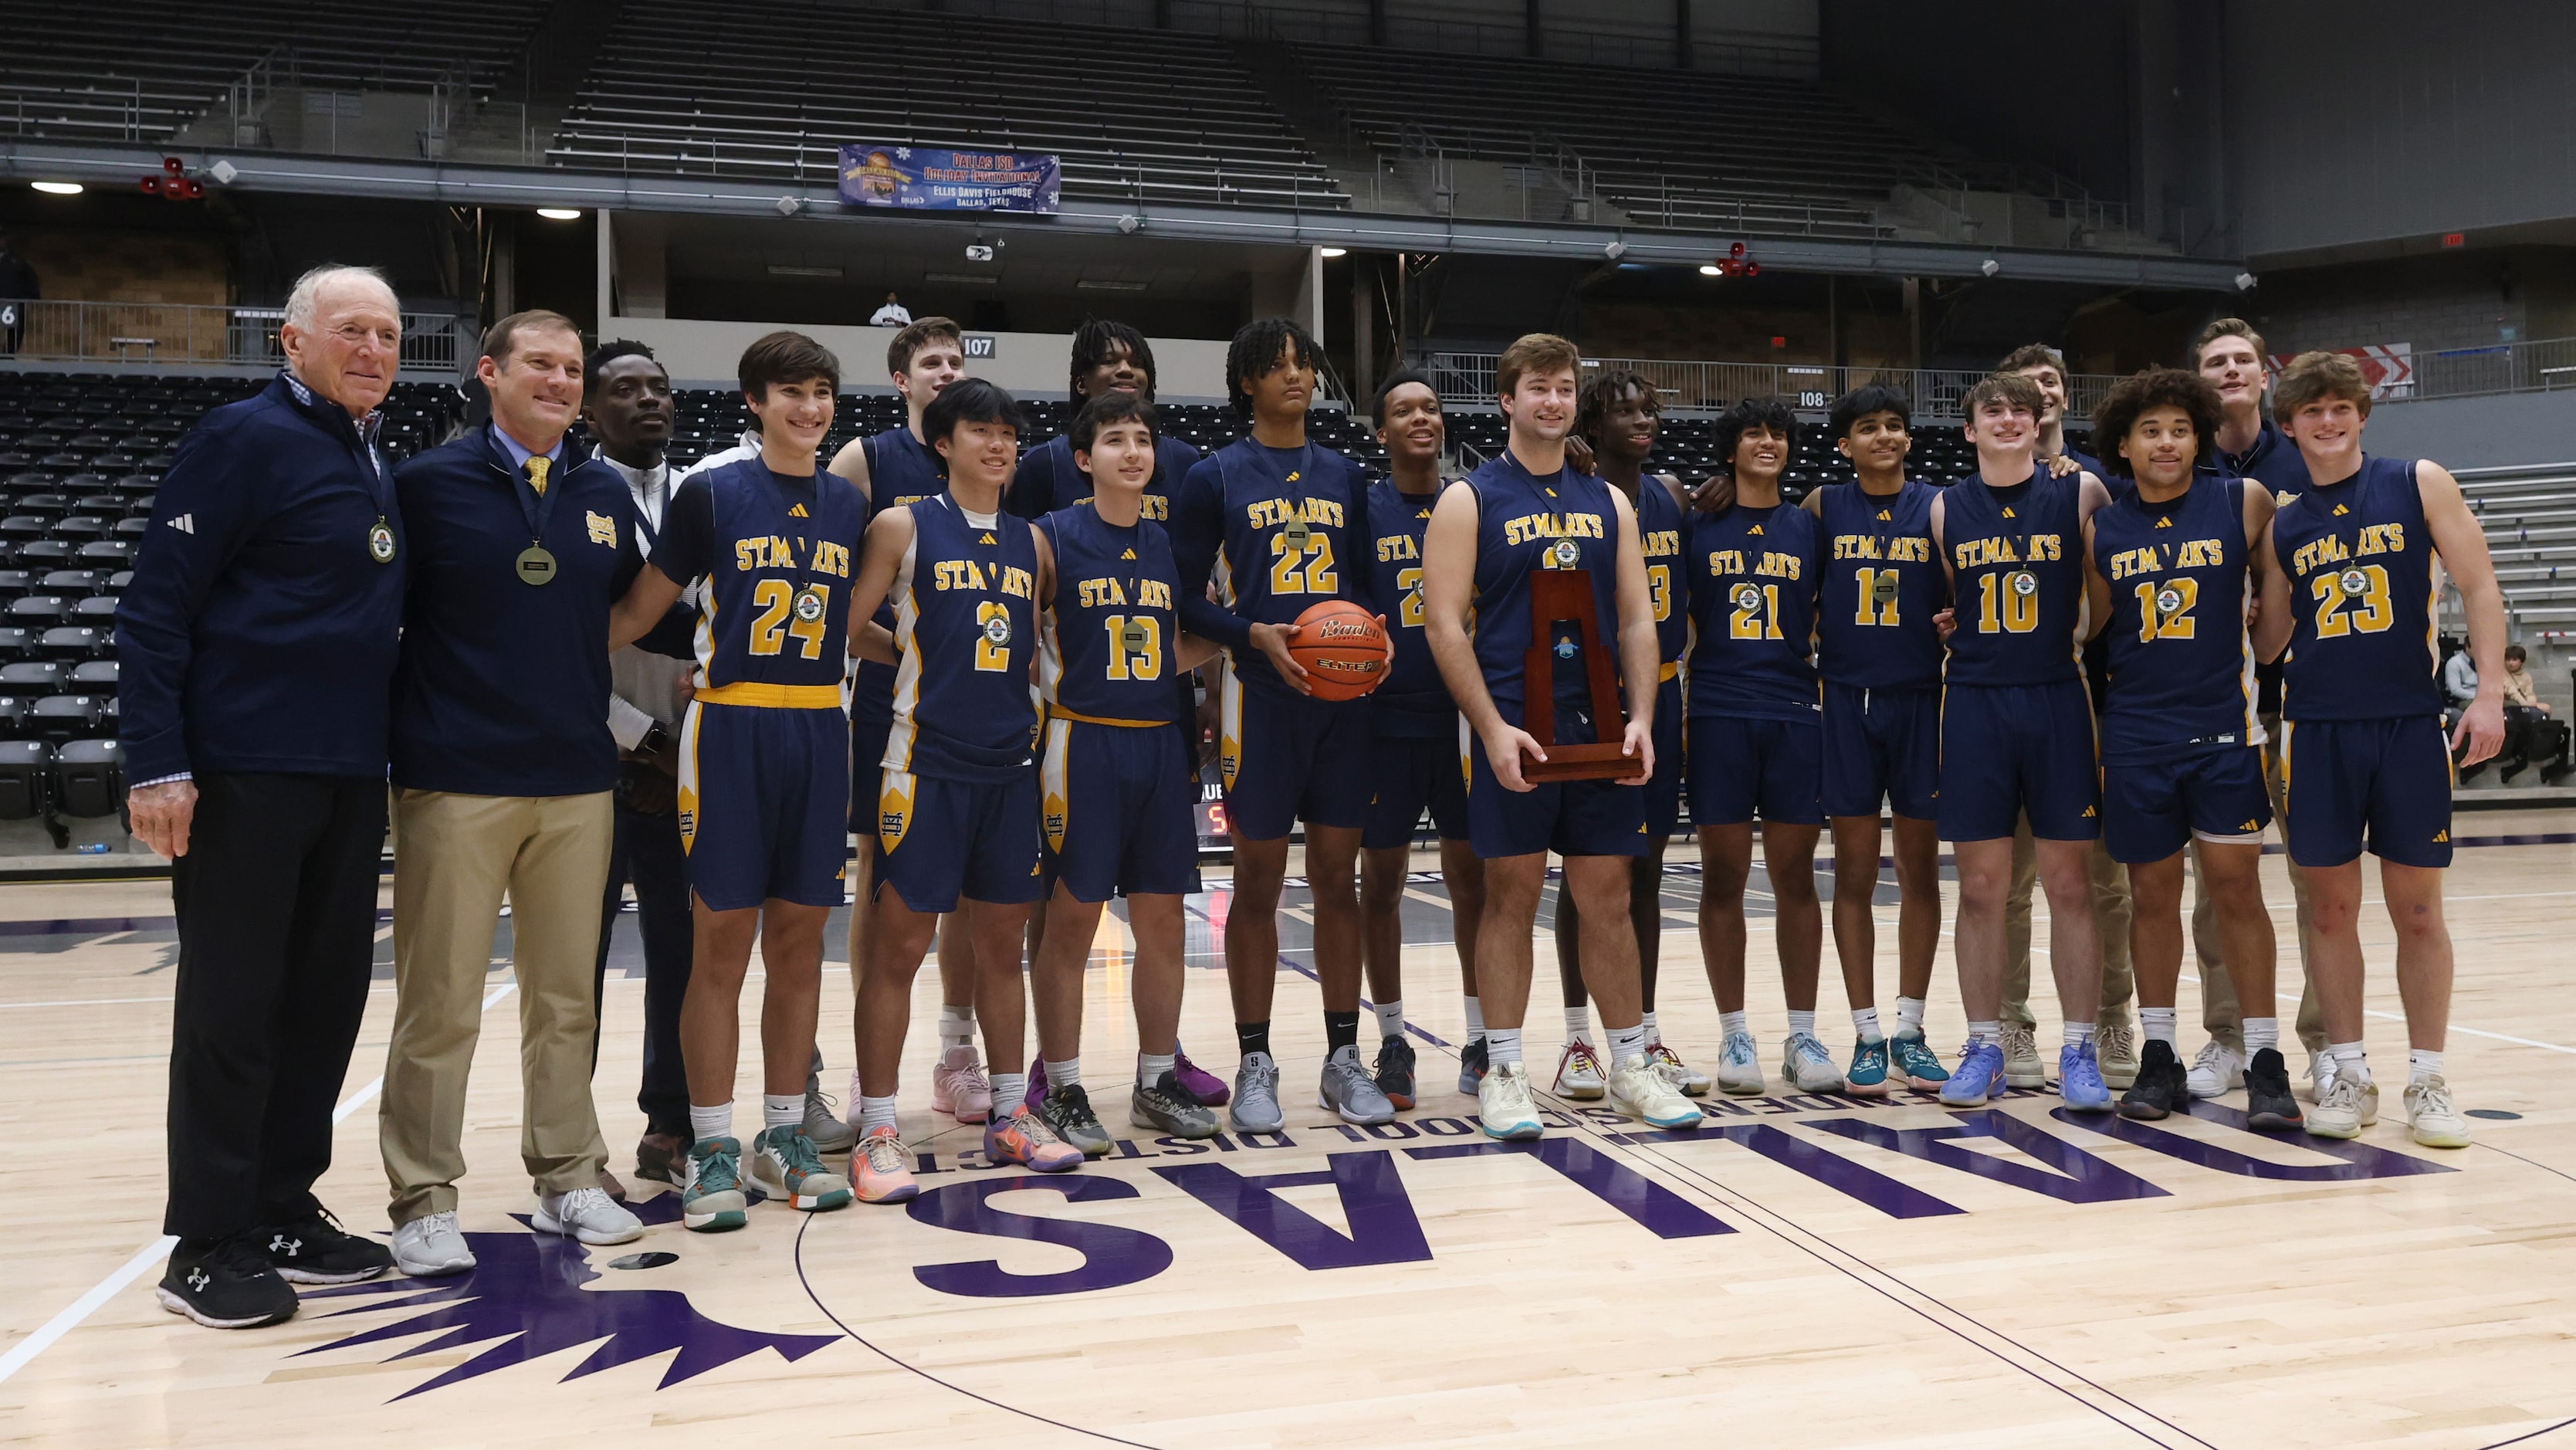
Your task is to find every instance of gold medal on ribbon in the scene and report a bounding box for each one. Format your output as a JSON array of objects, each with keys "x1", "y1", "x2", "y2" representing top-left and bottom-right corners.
[
  {"x1": 2008, "y1": 569, "x2": 2037, "y2": 598},
  {"x1": 1731, "y1": 581, "x2": 1762, "y2": 612},
  {"x1": 516, "y1": 545, "x2": 557, "y2": 585},
  {"x1": 2338, "y1": 567, "x2": 2368, "y2": 598},
  {"x1": 1548, "y1": 538, "x2": 1581, "y2": 570},
  {"x1": 792, "y1": 584, "x2": 828, "y2": 623}
]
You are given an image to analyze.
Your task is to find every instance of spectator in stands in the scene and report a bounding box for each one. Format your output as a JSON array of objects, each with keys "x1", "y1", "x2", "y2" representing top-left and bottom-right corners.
[
  {"x1": 378, "y1": 309, "x2": 645, "y2": 1279},
  {"x1": 581, "y1": 339, "x2": 704, "y2": 1188},
  {"x1": 871, "y1": 290, "x2": 912, "y2": 327},
  {"x1": 2498, "y1": 645, "x2": 2570, "y2": 784},
  {"x1": 119, "y1": 263, "x2": 408, "y2": 1330},
  {"x1": 0, "y1": 231, "x2": 35, "y2": 354}
]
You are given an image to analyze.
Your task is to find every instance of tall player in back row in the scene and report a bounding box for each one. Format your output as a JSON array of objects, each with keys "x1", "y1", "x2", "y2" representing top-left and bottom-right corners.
[
  {"x1": 2253, "y1": 351, "x2": 2503, "y2": 1149},
  {"x1": 1172, "y1": 318, "x2": 1390, "y2": 1132}
]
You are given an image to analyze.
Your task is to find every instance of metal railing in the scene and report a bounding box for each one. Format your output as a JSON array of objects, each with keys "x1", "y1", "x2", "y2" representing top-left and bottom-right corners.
[
  {"x1": 2400, "y1": 335, "x2": 2576, "y2": 401},
  {"x1": 0, "y1": 300, "x2": 469, "y2": 373},
  {"x1": 1422, "y1": 353, "x2": 2121, "y2": 421}
]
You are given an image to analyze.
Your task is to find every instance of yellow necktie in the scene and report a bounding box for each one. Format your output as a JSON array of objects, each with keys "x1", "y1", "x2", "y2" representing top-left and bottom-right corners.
[{"x1": 525, "y1": 456, "x2": 550, "y2": 496}]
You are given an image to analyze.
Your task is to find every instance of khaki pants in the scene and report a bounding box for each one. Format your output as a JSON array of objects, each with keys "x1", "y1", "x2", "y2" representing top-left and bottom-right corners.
[
  {"x1": 2003, "y1": 818, "x2": 2133, "y2": 1027},
  {"x1": 383, "y1": 789, "x2": 615, "y2": 1225},
  {"x1": 2192, "y1": 720, "x2": 2326, "y2": 1052}
]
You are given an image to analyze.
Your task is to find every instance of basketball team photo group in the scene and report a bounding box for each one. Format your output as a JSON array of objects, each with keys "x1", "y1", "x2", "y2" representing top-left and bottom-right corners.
[{"x1": 4, "y1": 2, "x2": 2572, "y2": 1445}]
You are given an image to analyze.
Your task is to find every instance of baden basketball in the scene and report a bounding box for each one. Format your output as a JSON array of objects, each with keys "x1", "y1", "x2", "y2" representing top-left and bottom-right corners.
[{"x1": 1288, "y1": 598, "x2": 1390, "y2": 702}]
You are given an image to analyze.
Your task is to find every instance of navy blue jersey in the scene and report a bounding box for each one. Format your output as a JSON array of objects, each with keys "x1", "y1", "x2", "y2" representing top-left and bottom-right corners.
[
  {"x1": 2273, "y1": 456, "x2": 2442, "y2": 722},
  {"x1": 1366, "y1": 477, "x2": 1454, "y2": 737},
  {"x1": 1815, "y1": 479, "x2": 1944, "y2": 690},
  {"x1": 1464, "y1": 454, "x2": 1623, "y2": 725},
  {"x1": 652, "y1": 457, "x2": 865, "y2": 693},
  {"x1": 1686, "y1": 500, "x2": 1821, "y2": 721},
  {"x1": 1631, "y1": 475, "x2": 1689, "y2": 665},
  {"x1": 852, "y1": 426, "x2": 947, "y2": 725},
  {"x1": 885, "y1": 496, "x2": 1042, "y2": 781},
  {"x1": 1038, "y1": 503, "x2": 1180, "y2": 725},
  {"x1": 1010, "y1": 434, "x2": 1200, "y2": 523},
  {"x1": 1940, "y1": 469, "x2": 2087, "y2": 687},
  {"x1": 1172, "y1": 439, "x2": 1373, "y2": 697},
  {"x1": 2222, "y1": 419, "x2": 2314, "y2": 506},
  {"x1": 2091, "y1": 476, "x2": 2258, "y2": 757}
]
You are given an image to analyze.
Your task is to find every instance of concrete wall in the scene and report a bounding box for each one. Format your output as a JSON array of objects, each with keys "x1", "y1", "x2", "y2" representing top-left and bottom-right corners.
[
  {"x1": 604, "y1": 316, "x2": 1233, "y2": 401},
  {"x1": 2351, "y1": 389, "x2": 2576, "y2": 472}
]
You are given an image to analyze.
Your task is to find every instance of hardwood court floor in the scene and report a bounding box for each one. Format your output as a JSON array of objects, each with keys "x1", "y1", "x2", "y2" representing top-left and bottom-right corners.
[{"x1": 2, "y1": 818, "x2": 2573, "y2": 1449}]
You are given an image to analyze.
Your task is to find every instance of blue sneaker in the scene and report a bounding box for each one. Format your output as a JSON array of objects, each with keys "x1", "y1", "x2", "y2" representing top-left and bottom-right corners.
[
  {"x1": 1891, "y1": 1028, "x2": 1951, "y2": 1088},
  {"x1": 2059, "y1": 1041, "x2": 2112, "y2": 1112},
  {"x1": 1846, "y1": 1036, "x2": 1891, "y2": 1097},
  {"x1": 1939, "y1": 1041, "x2": 2008, "y2": 1106}
]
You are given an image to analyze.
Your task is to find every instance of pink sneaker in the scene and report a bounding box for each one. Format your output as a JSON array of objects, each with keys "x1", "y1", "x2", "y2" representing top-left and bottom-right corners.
[
  {"x1": 984, "y1": 1108, "x2": 1083, "y2": 1173},
  {"x1": 929, "y1": 1044, "x2": 992, "y2": 1123},
  {"x1": 1172, "y1": 1049, "x2": 1229, "y2": 1107},
  {"x1": 852, "y1": 1126, "x2": 919, "y2": 1204}
]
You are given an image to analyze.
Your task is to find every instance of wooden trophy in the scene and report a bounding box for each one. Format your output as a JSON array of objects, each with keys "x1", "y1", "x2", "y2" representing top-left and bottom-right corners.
[{"x1": 1518, "y1": 553, "x2": 1647, "y2": 783}]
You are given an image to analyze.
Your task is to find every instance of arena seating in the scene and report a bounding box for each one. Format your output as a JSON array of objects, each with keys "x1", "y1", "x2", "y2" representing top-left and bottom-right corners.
[
  {"x1": 552, "y1": 3, "x2": 1348, "y2": 211},
  {"x1": 2458, "y1": 462, "x2": 2576, "y2": 629}
]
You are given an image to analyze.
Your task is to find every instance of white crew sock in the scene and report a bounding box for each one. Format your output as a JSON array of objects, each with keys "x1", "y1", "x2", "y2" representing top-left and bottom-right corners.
[
  {"x1": 989, "y1": 1072, "x2": 1027, "y2": 1113},
  {"x1": 938, "y1": 1003, "x2": 977, "y2": 1052},
  {"x1": 2327, "y1": 1041, "x2": 2371, "y2": 1085},
  {"x1": 1786, "y1": 1008, "x2": 1816, "y2": 1040},
  {"x1": 1463, "y1": 996, "x2": 1486, "y2": 1044},
  {"x1": 1897, "y1": 996, "x2": 1928, "y2": 1034},
  {"x1": 1851, "y1": 1007, "x2": 1882, "y2": 1043},
  {"x1": 1563, "y1": 1004, "x2": 1593, "y2": 1044},
  {"x1": 1138, "y1": 1051, "x2": 1176, "y2": 1088},
  {"x1": 1606, "y1": 1022, "x2": 1647, "y2": 1068},
  {"x1": 2408, "y1": 1048, "x2": 2444, "y2": 1086},
  {"x1": 858, "y1": 1096, "x2": 899, "y2": 1136},
  {"x1": 1720, "y1": 1009, "x2": 1749, "y2": 1039},
  {"x1": 761, "y1": 1093, "x2": 801, "y2": 1130},
  {"x1": 2243, "y1": 1016, "x2": 2280, "y2": 1053},
  {"x1": 1965, "y1": 1019, "x2": 2000, "y2": 1046},
  {"x1": 2064, "y1": 1020, "x2": 2097, "y2": 1048},
  {"x1": 2140, "y1": 1007, "x2": 2178, "y2": 1048},
  {"x1": 1044, "y1": 1057, "x2": 1080, "y2": 1092},
  {"x1": 1373, "y1": 1000, "x2": 1405, "y2": 1040},
  {"x1": 1640, "y1": 1009, "x2": 1661, "y2": 1044},
  {"x1": 1485, "y1": 1026, "x2": 1525, "y2": 1069},
  {"x1": 689, "y1": 1103, "x2": 733, "y2": 1145}
]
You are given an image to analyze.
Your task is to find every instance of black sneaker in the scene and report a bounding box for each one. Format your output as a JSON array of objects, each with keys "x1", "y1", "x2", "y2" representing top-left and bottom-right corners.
[
  {"x1": 2244, "y1": 1047, "x2": 2304, "y2": 1131},
  {"x1": 159, "y1": 1235, "x2": 299, "y2": 1330},
  {"x1": 635, "y1": 1130, "x2": 692, "y2": 1186},
  {"x1": 2117, "y1": 1038, "x2": 2191, "y2": 1120},
  {"x1": 259, "y1": 1207, "x2": 394, "y2": 1285},
  {"x1": 1373, "y1": 1034, "x2": 1418, "y2": 1110},
  {"x1": 1037, "y1": 1083, "x2": 1114, "y2": 1158},
  {"x1": 1455, "y1": 1036, "x2": 1490, "y2": 1095}
]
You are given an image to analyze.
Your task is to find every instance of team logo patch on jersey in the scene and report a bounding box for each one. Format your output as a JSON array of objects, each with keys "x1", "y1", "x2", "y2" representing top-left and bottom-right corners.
[{"x1": 586, "y1": 511, "x2": 618, "y2": 546}]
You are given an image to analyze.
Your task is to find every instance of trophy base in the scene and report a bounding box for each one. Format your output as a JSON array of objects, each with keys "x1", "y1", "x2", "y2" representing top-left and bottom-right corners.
[{"x1": 1518, "y1": 743, "x2": 1649, "y2": 784}]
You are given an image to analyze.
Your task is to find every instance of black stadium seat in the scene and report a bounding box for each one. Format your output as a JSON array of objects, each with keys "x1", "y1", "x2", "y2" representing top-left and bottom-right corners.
[
  {"x1": 0, "y1": 740, "x2": 51, "y2": 821},
  {"x1": 70, "y1": 660, "x2": 117, "y2": 689},
  {"x1": 39, "y1": 626, "x2": 104, "y2": 659},
  {"x1": 32, "y1": 695, "x2": 102, "y2": 741},
  {"x1": 54, "y1": 740, "x2": 124, "y2": 820},
  {"x1": 0, "y1": 662, "x2": 63, "y2": 693}
]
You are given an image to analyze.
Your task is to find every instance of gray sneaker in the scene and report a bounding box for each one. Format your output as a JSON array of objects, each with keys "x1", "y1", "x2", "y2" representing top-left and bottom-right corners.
[
  {"x1": 1037, "y1": 1084, "x2": 1115, "y2": 1159},
  {"x1": 1318, "y1": 1043, "x2": 1396, "y2": 1125},
  {"x1": 1229, "y1": 1050, "x2": 1285, "y2": 1133},
  {"x1": 1130, "y1": 1070, "x2": 1221, "y2": 1139},
  {"x1": 803, "y1": 1070, "x2": 856, "y2": 1154}
]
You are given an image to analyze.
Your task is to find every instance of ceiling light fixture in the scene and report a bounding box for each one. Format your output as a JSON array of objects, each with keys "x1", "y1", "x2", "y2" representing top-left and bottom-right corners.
[
  {"x1": 1076, "y1": 279, "x2": 1149, "y2": 292},
  {"x1": 767, "y1": 264, "x2": 842, "y2": 278},
  {"x1": 1318, "y1": 246, "x2": 1348, "y2": 258},
  {"x1": 32, "y1": 181, "x2": 83, "y2": 196},
  {"x1": 536, "y1": 207, "x2": 582, "y2": 220}
]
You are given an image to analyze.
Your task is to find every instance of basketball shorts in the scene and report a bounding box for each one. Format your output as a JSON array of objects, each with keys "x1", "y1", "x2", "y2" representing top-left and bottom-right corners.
[
  {"x1": 1464, "y1": 704, "x2": 1647, "y2": 860},
  {"x1": 679, "y1": 700, "x2": 851, "y2": 912},
  {"x1": 1362, "y1": 729, "x2": 1471, "y2": 849},
  {"x1": 1041, "y1": 717, "x2": 1202, "y2": 902},
  {"x1": 876, "y1": 768, "x2": 1044, "y2": 913},
  {"x1": 1218, "y1": 665, "x2": 1372, "y2": 840},
  {"x1": 2279, "y1": 716, "x2": 2454, "y2": 869},
  {"x1": 1644, "y1": 673, "x2": 1684, "y2": 841},
  {"x1": 1937, "y1": 679, "x2": 2100, "y2": 842},
  {"x1": 1821, "y1": 680, "x2": 1941, "y2": 820},
  {"x1": 2100, "y1": 744, "x2": 2272, "y2": 864},
  {"x1": 1686, "y1": 713, "x2": 1824, "y2": 827},
  {"x1": 849, "y1": 700, "x2": 891, "y2": 838}
]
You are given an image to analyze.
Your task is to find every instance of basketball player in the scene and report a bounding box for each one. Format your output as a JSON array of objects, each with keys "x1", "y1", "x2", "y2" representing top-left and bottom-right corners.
[
  {"x1": 1546, "y1": 370, "x2": 1704, "y2": 1099},
  {"x1": 2252, "y1": 351, "x2": 2502, "y2": 1149},
  {"x1": 824, "y1": 319, "x2": 992, "y2": 1130},
  {"x1": 1357, "y1": 370, "x2": 1483, "y2": 1107},
  {"x1": 1171, "y1": 318, "x2": 1390, "y2": 1130},
  {"x1": 1027, "y1": 391, "x2": 1224, "y2": 1152},
  {"x1": 1999, "y1": 343, "x2": 2138, "y2": 1091},
  {"x1": 1931, "y1": 371, "x2": 2114, "y2": 1110},
  {"x1": 1420, "y1": 332, "x2": 1701, "y2": 1138},
  {"x1": 605, "y1": 330, "x2": 860, "y2": 1231},
  {"x1": 1804, "y1": 385, "x2": 1951, "y2": 1094},
  {"x1": 2188, "y1": 318, "x2": 2328, "y2": 1103},
  {"x1": 1686, "y1": 397, "x2": 1837, "y2": 1096},
  {"x1": 2078, "y1": 369, "x2": 2294, "y2": 1127},
  {"x1": 846, "y1": 377, "x2": 1084, "y2": 1199}
]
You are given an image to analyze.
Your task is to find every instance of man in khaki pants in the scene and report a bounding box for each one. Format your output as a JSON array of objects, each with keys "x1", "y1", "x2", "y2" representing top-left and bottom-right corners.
[{"x1": 380, "y1": 310, "x2": 645, "y2": 1274}]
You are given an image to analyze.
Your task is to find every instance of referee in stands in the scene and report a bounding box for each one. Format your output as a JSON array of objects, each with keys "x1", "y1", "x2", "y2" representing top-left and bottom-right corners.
[{"x1": 119, "y1": 264, "x2": 408, "y2": 1329}]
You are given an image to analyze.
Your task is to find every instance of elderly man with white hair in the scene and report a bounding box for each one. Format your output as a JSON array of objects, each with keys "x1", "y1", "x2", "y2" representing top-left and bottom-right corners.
[{"x1": 117, "y1": 264, "x2": 411, "y2": 1330}]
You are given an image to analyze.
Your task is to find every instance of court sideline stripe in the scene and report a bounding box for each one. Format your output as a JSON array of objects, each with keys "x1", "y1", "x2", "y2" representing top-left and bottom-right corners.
[{"x1": 0, "y1": 983, "x2": 516, "y2": 1388}]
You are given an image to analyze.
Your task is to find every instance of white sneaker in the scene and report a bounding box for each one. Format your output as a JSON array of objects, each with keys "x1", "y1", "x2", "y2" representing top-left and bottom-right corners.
[
  {"x1": 1781, "y1": 1032, "x2": 1847, "y2": 1093},
  {"x1": 2306, "y1": 1066, "x2": 2381, "y2": 1140},
  {"x1": 1478, "y1": 1061, "x2": 1543, "y2": 1140},
  {"x1": 1999, "y1": 1022, "x2": 2046, "y2": 1088},
  {"x1": 1717, "y1": 1032, "x2": 1765, "y2": 1096},
  {"x1": 1552, "y1": 1039, "x2": 1606, "y2": 1099},
  {"x1": 2185, "y1": 1038, "x2": 2246, "y2": 1099},
  {"x1": 2403, "y1": 1076, "x2": 2471, "y2": 1149},
  {"x1": 2305, "y1": 1051, "x2": 2334, "y2": 1105},
  {"x1": 533, "y1": 1186, "x2": 643, "y2": 1245},
  {"x1": 1607, "y1": 1055, "x2": 1703, "y2": 1130},
  {"x1": 391, "y1": 1211, "x2": 476, "y2": 1277},
  {"x1": 1648, "y1": 1041, "x2": 1710, "y2": 1096}
]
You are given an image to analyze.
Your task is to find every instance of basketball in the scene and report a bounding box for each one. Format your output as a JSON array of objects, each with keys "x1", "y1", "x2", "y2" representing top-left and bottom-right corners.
[{"x1": 1287, "y1": 598, "x2": 1390, "y2": 700}]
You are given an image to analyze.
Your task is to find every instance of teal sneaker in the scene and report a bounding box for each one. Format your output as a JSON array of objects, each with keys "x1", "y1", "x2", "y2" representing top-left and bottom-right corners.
[
  {"x1": 1891, "y1": 1028, "x2": 1951, "y2": 1089},
  {"x1": 751, "y1": 1125, "x2": 853, "y2": 1211},
  {"x1": 1846, "y1": 1035, "x2": 1891, "y2": 1097},
  {"x1": 682, "y1": 1137, "x2": 749, "y2": 1232}
]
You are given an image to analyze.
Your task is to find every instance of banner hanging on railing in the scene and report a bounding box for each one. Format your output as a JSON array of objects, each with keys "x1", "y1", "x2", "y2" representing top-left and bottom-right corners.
[
  {"x1": 2274, "y1": 344, "x2": 2414, "y2": 399},
  {"x1": 837, "y1": 144, "x2": 1060, "y2": 213}
]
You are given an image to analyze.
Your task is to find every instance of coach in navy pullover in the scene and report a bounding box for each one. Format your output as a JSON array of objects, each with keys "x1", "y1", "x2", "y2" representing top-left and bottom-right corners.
[{"x1": 377, "y1": 310, "x2": 643, "y2": 1265}]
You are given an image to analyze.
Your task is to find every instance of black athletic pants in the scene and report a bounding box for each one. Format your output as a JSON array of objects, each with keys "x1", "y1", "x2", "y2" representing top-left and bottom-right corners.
[
  {"x1": 163, "y1": 772, "x2": 386, "y2": 1242},
  {"x1": 592, "y1": 779, "x2": 694, "y2": 1137}
]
